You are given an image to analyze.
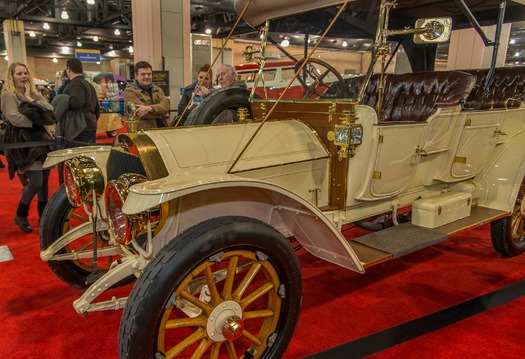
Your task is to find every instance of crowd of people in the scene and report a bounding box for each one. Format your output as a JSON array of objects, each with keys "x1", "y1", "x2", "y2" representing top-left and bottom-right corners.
[{"x1": 0, "y1": 59, "x2": 247, "y2": 233}]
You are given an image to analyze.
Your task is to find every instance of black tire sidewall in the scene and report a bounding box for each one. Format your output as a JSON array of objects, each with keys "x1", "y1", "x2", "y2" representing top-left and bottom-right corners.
[
  {"x1": 40, "y1": 184, "x2": 91, "y2": 288},
  {"x1": 491, "y1": 216, "x2": 525, "y2": 257},
  {"x1": 119, "y1": 216, "x2": 302, "y2": 359},
  {"x1": 184, "y1": 88, "x2": 252, "y2": 126}
]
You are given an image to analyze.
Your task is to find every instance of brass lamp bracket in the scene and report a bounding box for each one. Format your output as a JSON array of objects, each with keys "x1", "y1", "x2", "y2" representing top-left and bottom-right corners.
[
  {"x1": 124, "y1": 102, "x2": 139, "y2": 138},
  {"x1": 327, "y1": 107, "x2": 363, "y2": 161}
]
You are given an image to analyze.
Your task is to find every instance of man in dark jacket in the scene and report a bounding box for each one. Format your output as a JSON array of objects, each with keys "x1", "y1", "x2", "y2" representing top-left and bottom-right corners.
[{"x1": 63, "y1": 58, "x2": 100, "y2": 144}]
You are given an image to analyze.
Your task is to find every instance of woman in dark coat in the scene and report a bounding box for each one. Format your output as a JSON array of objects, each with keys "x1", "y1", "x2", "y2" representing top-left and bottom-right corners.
[
  {"x1": 176, "y1": 64, "x2": 213, "y2": 125},
  {"x1": 1, "y1": 62, "x2": 54, "y2": 232}
]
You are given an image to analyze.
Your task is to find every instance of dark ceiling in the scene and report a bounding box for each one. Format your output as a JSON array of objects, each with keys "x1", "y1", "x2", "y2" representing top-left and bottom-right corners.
[{"x1": 0, "y1": 0, "x2": 524, "y2": 65}]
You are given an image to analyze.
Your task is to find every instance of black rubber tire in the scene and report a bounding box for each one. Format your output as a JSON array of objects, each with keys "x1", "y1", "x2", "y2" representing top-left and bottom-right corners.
[
  {"x1": 40, "y1": 184, "x2": 121, "y2": 289},
  {"x1": 106, "y1": 130, "x2": 118, "y2": 137},
  {"x1": 118, "y1": 216, "x2": 303, "y2": 359},
  {"x1": 184, "y1": 88, "x2": 253, "y2": 126},
  {"x1": 490, "y1": 176, "x2": 525, "y2": 257}
]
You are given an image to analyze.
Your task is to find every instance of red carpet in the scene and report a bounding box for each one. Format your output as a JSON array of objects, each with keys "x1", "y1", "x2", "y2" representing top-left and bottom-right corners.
[{"x1": 1, "y1": 134, "x2": 525, "y2": 358}]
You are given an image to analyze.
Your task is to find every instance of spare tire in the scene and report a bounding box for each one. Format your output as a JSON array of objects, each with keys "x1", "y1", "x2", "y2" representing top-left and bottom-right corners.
[{"x1": 184, "y1": 87, "x2": 254, "y2": 125}]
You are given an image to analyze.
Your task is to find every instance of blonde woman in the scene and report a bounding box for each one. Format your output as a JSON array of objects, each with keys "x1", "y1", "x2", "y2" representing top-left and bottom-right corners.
[{"x1": 1, "y1": 62, "x2": 54, "y2": 233}]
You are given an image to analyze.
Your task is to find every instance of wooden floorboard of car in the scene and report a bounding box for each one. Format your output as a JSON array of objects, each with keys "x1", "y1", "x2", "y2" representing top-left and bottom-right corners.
[{"x1": 432, "y1": 206, "x2": 509, "y2": 235}]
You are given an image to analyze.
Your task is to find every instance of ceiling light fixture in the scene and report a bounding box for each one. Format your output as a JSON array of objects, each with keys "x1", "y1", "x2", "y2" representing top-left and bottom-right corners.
[
  {"x1": 114, "y1": 29, "x2": 120, "y2": 35},
  {"x1": 93, "y1": 36, "x2": 99, "y2": 42},
  {"x1": 43, "y1": 22, "x2": 50, "y2": 30},
  {"x1": 77, "y1": 41, "x2": 82, "y2": 47},
  {"x1": 53, "y1": 58, "x2": 58, "y2": 63},
  {"x1": 128, "y1": 46, "x2": 134, "y2": 53},
  {"x1": 87, "y1": 0, "x2": 95, "y2": 4},
  {"x1": 342, "y1": 41, "x2": 348, "y2": 47},
  {"x1": 205, "y1": 28, "x2": 212, "y2": 34},
  {"x1": 4, "y1": 56, "x2": 8, "y2": 61},
  {"x1": 29, "y1": 31, "x2": 36, "y2": 37},
  {"x1": 61, "y1": 10, "x2": 69, "y2": 19},
  {"x1": 509, "y1": 38, "x2": 516, "y2": 44},
  {"x1": 281, "y1": 39, "x2": 290, "y2": 47}
]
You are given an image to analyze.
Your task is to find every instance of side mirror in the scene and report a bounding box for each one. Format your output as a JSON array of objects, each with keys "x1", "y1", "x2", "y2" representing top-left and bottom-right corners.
[{"x1": 413, "y1": 17, "x2": 452, "y2": 44}]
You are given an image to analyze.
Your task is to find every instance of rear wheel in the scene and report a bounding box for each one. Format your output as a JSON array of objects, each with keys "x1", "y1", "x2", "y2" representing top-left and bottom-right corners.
[
  {"x1": 118, "y1": 216, "x2": 302, "y2": 359},
  {"x1": 491, "y1": 177, "x2": 525, "y2": 257}
]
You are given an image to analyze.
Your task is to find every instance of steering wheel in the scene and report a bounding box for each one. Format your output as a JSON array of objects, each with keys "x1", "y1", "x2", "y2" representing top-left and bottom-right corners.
[{"x1": 294, "y1": 58, "x2": 346, "y2": 99}]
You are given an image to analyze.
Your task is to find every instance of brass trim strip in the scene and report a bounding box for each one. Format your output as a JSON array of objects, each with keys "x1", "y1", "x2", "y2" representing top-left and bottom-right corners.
[
  {"x1": 454, "y1": 156, "x2": 467, "y2": 164},
  {"x1": 123, "y1": 133, "x2": 169, "y2": 180}
]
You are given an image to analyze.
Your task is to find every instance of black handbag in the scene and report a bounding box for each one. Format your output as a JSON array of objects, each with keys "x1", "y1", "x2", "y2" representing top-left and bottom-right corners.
[{"x1": 18, "y1": 101, "x2": 56, "y2": 126}]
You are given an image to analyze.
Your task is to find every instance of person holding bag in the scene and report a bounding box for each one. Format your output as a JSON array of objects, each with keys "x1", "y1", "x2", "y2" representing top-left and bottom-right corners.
[{"x1": 1, "y1": 62, "x2": 55, "y2": 233}]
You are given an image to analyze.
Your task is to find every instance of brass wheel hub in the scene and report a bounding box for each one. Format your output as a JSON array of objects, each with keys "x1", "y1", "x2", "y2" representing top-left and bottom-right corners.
[{"x1": 206, "y1": 300, "x2": 244, "y2": 342}]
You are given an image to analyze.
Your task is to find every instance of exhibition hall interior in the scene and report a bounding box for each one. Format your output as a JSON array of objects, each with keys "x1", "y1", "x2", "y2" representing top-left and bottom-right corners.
[{"x1": 1, "y1": 1, "x2": 524, "y2": 358}]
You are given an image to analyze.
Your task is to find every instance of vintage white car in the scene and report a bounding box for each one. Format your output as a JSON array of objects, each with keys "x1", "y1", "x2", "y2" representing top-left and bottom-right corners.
[{"x1": 40, "y1": 0, "x2": 525, "y2": 358}]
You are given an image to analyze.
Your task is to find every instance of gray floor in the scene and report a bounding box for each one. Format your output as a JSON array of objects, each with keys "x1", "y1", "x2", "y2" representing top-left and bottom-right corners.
[{"x1": 0, "y1": 245, "x2": 14, "y2": 262}]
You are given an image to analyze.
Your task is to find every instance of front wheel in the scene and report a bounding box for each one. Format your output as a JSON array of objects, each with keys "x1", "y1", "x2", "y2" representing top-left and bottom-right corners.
[
  {"x1": 40, "y1": 185, "x2": 122, "y2": 288},
  {"x1": 491, "y1": 176, "x2": 525, "y2": 257},
  {"x1": 118, "y1": 216, "x2": 303, "y2": 359}
]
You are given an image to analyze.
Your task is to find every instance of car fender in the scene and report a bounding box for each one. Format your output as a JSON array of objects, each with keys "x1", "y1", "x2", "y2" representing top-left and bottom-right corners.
[
  {"x1": 43, "y1": 146, "x2": 112, "y2": 180},
  {"x1": 123, "y1": 172, "x2": 365, "y2": 273}
]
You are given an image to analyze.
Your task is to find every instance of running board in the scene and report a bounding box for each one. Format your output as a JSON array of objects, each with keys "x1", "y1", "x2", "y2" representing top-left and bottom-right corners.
[{"x1": 349, "y1": 206, "x2": 509, "y2": 268}]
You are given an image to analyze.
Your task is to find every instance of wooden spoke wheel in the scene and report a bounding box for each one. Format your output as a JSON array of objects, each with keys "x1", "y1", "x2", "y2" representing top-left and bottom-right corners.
[
  {"x1": 491, "y1": 176, "x2": 525, "y2": 257},
  {"x1": 119, "y1": 216, "x2": 302, "y2": 359}
]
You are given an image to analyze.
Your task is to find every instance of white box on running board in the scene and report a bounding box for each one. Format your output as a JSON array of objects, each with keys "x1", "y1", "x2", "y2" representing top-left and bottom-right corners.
[{"x1": 412, "y1": 191, "x2": 472, "y2": 228}]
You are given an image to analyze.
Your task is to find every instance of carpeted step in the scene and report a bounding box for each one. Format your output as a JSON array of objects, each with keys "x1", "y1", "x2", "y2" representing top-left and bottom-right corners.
[{"x1": 353, "y1": 223, "x2": 448, "y2": 258}]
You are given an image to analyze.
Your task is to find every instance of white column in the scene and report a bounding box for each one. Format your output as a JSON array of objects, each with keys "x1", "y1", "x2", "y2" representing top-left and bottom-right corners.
[
  {"x1": 131, "y1": 0, "x2": 191, "y2": 110},
  {"x1": 446, "y1": 23, "x2": 510, "y2": 70},
  {"x1": 160, "y1": 0, "x2": 192, "y2": 99},
  {"x1": 3, "y1": 20, "x2": 27, "y2": 65}
]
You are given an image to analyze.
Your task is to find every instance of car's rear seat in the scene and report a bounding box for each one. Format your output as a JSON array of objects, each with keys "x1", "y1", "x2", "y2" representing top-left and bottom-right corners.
[
  {"x1": 461, "y1": 66, "x2": 525, "y2": 109},
  {"x1": 342, "y1": 71, "x2": 475, "y2": 122}
]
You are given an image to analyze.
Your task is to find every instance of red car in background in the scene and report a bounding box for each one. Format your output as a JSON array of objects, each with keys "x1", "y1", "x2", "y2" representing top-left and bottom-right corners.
[{"x1": 236, "y1": 60, "x2": 348, "y2": 99}]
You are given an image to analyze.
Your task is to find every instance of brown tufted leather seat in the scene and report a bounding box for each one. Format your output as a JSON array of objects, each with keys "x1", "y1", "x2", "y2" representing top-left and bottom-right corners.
[
  {"x1": 344, "y1": 74, "x2": 383, "y2": 110},
  {"x1": 379, "y1": 71, "x2": 474, "y2": 122},
  {"x1": 339, "y1": 71, "x2": 475, "y2": 122},
  {"x1": 462, "y1": 66, "x2": 525, "y2": 109}
]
